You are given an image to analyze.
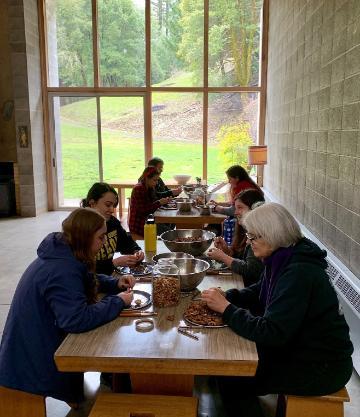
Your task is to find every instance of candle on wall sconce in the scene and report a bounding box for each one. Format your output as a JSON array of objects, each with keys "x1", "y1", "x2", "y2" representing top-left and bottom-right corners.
[{"x1": 18, "y1": 126, "x2": 29, "y2": 148}]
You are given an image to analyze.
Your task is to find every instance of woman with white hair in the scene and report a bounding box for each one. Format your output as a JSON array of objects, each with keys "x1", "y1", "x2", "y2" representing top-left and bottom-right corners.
[{"x1": 202, "y1": 203, "x2": 353, "y2": 417}]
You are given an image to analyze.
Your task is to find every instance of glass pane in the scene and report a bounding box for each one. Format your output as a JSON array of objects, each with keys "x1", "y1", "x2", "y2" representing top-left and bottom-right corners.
[
  {"x1": 54, "y1": 97, "x2": 99, "y2": 207},
  {"x1": 151, "y1": 0, "x2": 203, "y2": 86},
  {"x1": 46, "y1": 0, "x2": 94, "y2": 87},
  {"x1": 209, "y1": 0, "x2": 263, "y2": 87},
  {"x1": 207, "y1": 92, "x2": 259, "y2": 183},
  {"x1": 98, "y1": 0, "x2": 145, "y2": 87},
  {"x1": 152, "y1": 93, "x2": 203, "y2": 181},
  {"x1": 101, "y1": 96, "x2": 145, "y2": 183}
]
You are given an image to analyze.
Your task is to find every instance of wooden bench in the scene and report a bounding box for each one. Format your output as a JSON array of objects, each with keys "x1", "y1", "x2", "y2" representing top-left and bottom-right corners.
[
  {"x1": 88, "y1": 392, "x2": 198, "y2": 417},
  {"x1": 0, "y1": 386, "x2": 46, "y2": 417},
  {"x1": 0, "y1": 385, "x2": 79, "y2": 417},
  {"x1": 285, "y1": 387, "x2": 350, "y2": 417}
]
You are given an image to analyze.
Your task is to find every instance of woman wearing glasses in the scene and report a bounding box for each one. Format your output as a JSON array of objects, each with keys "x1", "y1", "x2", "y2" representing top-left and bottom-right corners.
[
  {"x1": 202, "y1": 203, "x2": 353, "y2": 417},
  {"x1": 207, "y1": 189, "x2": 265, "y2": 286}
]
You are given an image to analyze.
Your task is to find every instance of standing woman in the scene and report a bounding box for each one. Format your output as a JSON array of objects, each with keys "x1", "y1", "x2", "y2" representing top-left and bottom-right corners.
[
  {"x1": 202, "y1": 203, "x2": 353, "y2": 417},
  {"x1": 129, "y1": 166, "x2": 170, "y2": 238},
  {"x1": 207, "y1": 189, "x2": 265, "y2": 286},
  {"x1": 211, "y1": 165, "x2": 263, "y2": 215},
  {"x1": 0, "y1": 208, "x2": 134, "y2": 404},
  {"x1": 81, "y1": 182, "x2": 144, "y2": 275}
]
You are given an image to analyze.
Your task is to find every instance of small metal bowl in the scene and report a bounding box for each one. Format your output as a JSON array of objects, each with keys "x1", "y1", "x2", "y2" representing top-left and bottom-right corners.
[
  {"x1": 157, "y1": 258, "x2": 210, "y2": 291},
  {"x1": 176, "y1": 198, "x2": 194, "y2": 213},
  {"x1": 152, "y1": 252, "x2": 194, "y2": 263},
  {"x1": 196, "y1": 205, "x2": 211, "y2": 215}
]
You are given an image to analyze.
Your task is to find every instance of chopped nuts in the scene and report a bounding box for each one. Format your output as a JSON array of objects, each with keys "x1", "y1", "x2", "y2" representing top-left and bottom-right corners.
[
  {"x1": 184, "y1": 301, "x2": 223, "y2": 326},
  {"x1": 153, "y1": 276, "x2": 180, "y2": 307}
]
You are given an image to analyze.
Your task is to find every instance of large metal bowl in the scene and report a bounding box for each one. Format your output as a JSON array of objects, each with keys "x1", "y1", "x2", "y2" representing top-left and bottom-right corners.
[
  {"x1": 160, "y1": 229, "x2": 215, "y2": 256},
  {"x1": 157, "y1": 258, "x2": 210, "y2": 291},
  {"x1": 152, "y1": 252, "x2": 194, "y2": 263}
]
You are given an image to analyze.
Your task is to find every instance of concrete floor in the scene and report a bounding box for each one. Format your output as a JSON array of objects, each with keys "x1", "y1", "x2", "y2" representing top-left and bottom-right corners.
[{"x1": 0, "y1": 211, "x2": 359, "y2": 416}]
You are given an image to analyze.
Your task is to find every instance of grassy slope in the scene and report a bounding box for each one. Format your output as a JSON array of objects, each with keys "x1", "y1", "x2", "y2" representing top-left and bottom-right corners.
[{"x1": 59, "y1": 72, "x2": 226, "y2": 199}]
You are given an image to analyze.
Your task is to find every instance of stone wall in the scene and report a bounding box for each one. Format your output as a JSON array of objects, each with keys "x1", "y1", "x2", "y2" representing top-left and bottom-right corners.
[
  {"x1": 1, "y1": 0, "x2": 47, "y2": 216},
  {"x1": 265, "y1": 0, "x2": 360, "y2": 278}
]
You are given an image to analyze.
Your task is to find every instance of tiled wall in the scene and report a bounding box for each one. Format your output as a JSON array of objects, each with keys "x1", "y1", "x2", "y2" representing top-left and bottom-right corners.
[{"x1": 265, "y1": 0, "x2": 360, "y2": 278}]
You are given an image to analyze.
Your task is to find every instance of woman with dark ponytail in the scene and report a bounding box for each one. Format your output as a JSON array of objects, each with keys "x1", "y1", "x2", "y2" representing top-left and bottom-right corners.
[
  {"x1": 81, "y1": 182, "x2": 144, "y2": 276},
  {"x1": 208, "y1": 189, "x2": 265, "y2": 286}
]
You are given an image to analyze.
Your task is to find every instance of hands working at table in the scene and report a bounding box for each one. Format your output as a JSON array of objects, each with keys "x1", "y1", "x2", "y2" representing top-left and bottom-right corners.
[
  {"x1": 207, "y1": 247, "x2": 234, "y2": 269},
  {"x1": 201, "y1": 287, "x2": 230, "y2": 314},
  {"x1": 159, "y1": 196, "x2": 171, "y2": 205},
  {"x1": 117, "y1": 275, "x2": 135, "y2": 306},
  {"x1": 113, "y1": 250, "x2": 145, "y2": 267}
]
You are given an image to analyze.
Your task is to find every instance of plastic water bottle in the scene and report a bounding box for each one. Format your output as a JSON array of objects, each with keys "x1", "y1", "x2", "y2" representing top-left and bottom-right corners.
[
  {"x1": 223, "y1": 216, "x2": 236, "y2": 245},
  {"x1": 144, "y1": 214, "x2": 157, "y2": 252}
]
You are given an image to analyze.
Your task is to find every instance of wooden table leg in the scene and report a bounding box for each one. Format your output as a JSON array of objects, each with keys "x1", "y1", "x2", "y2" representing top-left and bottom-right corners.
[{"x1": 130, "y1": 373, "x2": 194, "y2": 396}]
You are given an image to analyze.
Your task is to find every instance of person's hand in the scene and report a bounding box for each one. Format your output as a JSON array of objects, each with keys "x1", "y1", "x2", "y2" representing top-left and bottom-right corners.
[
  {"x1": 118, "y1": 289, "x2": 133, "y2": 307},
  {"x1": 172, "y1": 187, "x2": 182, "y2": 196},
  {"x1": 214, "y1": 236, "x2": 229, "y2": 252},
  {"x1": 201, "y1": 288, "x2": 230, "y2": 314},
  {"x1": 159, "y1": 197, "x2": 171, "y2": 205},
  {"x1": 134, "y1": 250, "x2": 145, "y2": 263},
  {"x1": 208, "y1": 199, "x2": 217, "y2": 205},
  {"x1": 113, "y1": 254, "x2": 139, "y2": 267},
  {"x1": 207, "y1": 247, "x2": 226, "y2": 262},
  {"x1": 118, "y1": 274, "x2": 136, "y2": 289}
]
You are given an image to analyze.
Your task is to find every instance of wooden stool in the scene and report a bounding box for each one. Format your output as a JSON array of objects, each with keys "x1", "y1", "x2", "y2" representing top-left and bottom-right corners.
[
  {"x1": 88, "y1": 392, "x2": 198, "y2": 417},
  {"x1": 0, "y1": 386, "x2": 46, "y2": 417},
  {"x1": 285, "y1": 387, "x2": 350, "y2": 417}
]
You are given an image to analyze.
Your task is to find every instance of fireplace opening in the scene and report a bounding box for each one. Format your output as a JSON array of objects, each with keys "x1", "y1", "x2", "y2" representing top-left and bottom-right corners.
[{"x1": 0, "y1": 162, "x2": 16, "y2": 216}]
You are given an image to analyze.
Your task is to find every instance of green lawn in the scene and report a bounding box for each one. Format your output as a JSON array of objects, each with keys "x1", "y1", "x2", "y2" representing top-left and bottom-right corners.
[
  {"x1": 58, "y1": 71, "x2": 232, "y2": 200},
  {"x1": 61, "y1": 122, "x2": 226, "y2": 199}
]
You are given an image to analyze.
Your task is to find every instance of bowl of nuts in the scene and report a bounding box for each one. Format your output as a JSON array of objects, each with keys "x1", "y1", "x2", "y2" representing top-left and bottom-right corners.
[
  {"x1": 160, "y1": 229, "x2": 215, "y2": 256},
  {"x1": 157, "y1": 258, "x2": 210, "y2": 291}
]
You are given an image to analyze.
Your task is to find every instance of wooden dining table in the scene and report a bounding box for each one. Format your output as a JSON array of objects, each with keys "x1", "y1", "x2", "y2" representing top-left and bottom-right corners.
[
  {"x1": 154, "y1": 207, "x2": 226, "y2": 230},
  {"x1": 54, "y1": 245, "x2": 258, "y2": 396}
]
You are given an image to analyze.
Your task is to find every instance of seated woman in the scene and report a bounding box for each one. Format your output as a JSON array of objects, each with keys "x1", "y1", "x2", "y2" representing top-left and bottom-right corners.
[
  {"x1": 0, "y1": 208, "x2": 134, "y2": 404},
  {"x1": 129, "y1": 166, "x2": 171, "y2": 238},
  {"x1": 202, "y1": 203, "x2": 353, "y2": 417},
  {"x1": 148, "y1": 156, "x2": 182, "y2": 198},
  {"x1": 211, "y1": 165, "x2": 263, "y2": 216},
  {"x1": 81, "y1": 182, "x2": 144, "y2": 275},
  {"x1": 207, "y1": 189, "x2": 265, "y2": 286}
]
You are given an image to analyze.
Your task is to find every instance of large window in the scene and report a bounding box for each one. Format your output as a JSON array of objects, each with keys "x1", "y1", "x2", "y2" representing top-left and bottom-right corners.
[{"x1": 41, "y1": 0, "x2": 267, "y2": 207}]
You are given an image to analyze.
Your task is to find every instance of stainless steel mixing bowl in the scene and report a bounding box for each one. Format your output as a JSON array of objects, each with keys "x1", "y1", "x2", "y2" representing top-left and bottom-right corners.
[
  {"x1": 152, "y1": 252, "x2": 194, "y2": 263},
  {"x1": 157, "y1": 258, "x2": 210, "y2": 291},
  {"x1": 160, "y1": 229, "x2": 215, "y2": 256}
]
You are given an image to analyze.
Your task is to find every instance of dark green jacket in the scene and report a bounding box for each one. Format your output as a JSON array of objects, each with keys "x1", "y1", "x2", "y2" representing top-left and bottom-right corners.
[{"x1": 223, "y1": 238, "x2": 353, "y2": 366}]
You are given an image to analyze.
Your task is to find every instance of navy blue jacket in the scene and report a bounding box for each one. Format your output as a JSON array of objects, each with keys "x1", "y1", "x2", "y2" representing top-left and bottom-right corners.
[{"x1": 0, "y1": 232, "x2": 125, "y2": 402}]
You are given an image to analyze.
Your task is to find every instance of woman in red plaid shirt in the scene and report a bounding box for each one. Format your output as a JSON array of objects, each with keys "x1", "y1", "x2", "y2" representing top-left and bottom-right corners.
[{"x1": 129, "y1": 167, "x2": 170, "y2": 238}]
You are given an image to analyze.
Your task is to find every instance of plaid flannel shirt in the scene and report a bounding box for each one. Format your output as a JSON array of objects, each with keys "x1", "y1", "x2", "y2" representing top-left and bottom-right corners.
[{"x1": 129, "y1": 183, "x2": 161, "y2": 237}]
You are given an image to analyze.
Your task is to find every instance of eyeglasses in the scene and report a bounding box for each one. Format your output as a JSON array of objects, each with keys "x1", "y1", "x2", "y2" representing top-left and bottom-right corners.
[{"x1": 245, "y1": 232, "x2": 262, "y2": 242}]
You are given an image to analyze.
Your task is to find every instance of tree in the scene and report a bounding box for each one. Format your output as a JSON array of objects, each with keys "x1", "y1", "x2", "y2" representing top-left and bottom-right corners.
[
  {"x1": 178, "y1": 0, "x2": 262, "y2": 86},
  {"x1": 217, "y1": 122, "x2": 253, "y2": 169}
]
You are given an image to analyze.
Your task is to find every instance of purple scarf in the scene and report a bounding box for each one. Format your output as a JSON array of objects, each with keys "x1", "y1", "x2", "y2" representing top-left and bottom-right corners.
[{"x1": 259, "y1": 246, "x2": 295, "y2": 307}]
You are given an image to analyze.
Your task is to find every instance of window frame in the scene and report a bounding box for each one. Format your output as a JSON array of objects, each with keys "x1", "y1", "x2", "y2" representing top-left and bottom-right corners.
[{"x1": 38, "y1": 0, "x2": 269, "y2": 209}]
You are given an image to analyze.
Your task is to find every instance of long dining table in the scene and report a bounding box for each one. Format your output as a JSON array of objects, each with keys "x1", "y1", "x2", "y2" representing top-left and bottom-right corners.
[
  {"x1": 54, "y1": 246, "x2": 258, "y2": 396},
  {"x1": 154, "y1": 206, "x2": 226, "y2": 230}
]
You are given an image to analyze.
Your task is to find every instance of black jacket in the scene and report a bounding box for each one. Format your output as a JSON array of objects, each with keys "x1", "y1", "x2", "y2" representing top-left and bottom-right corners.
[
  {"x1": 96, "y1": 216, "x2": 141, "y2": 275},
  {"x1": 155, "y1": 177, "x2": 173, "y2": 198}
]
